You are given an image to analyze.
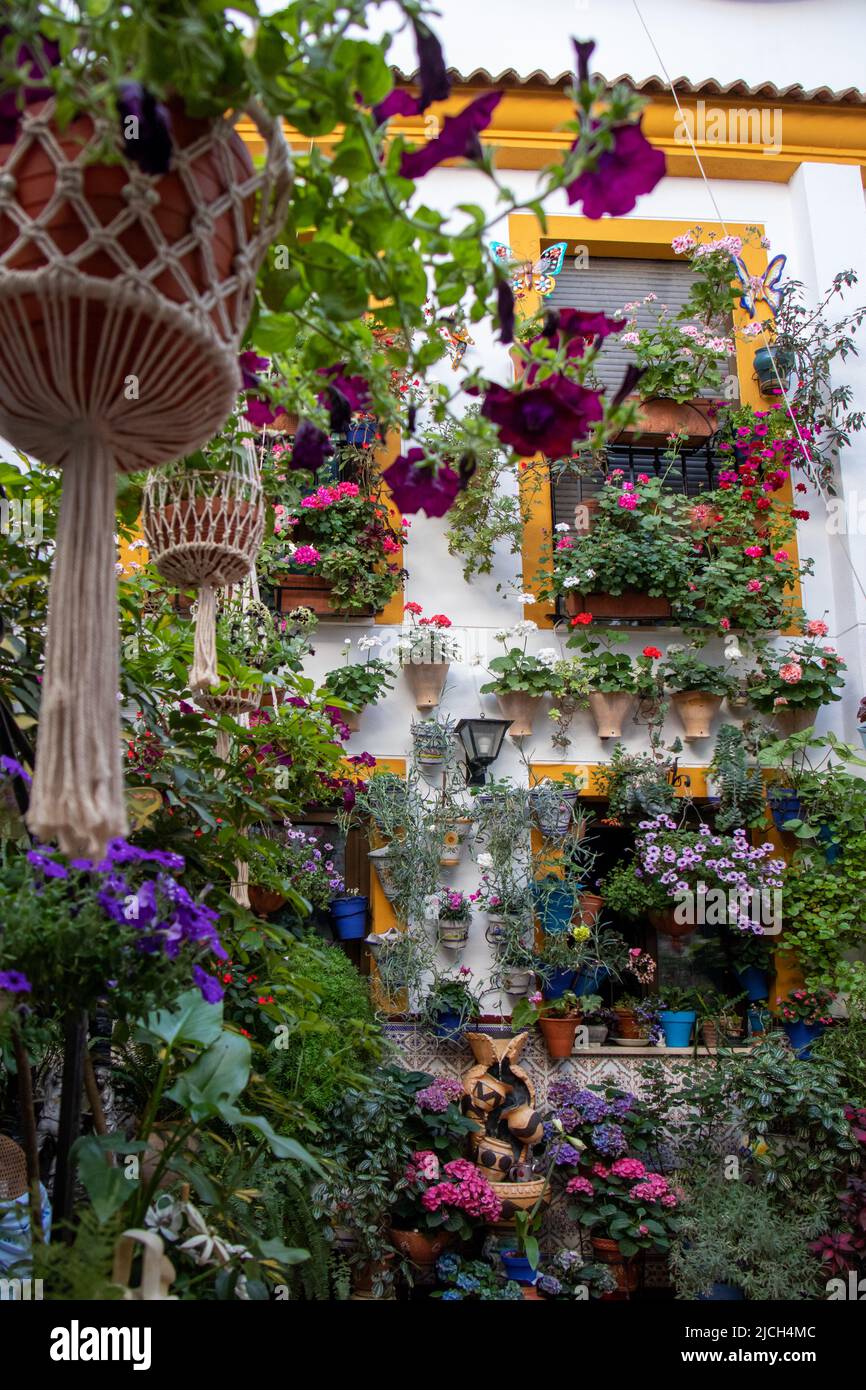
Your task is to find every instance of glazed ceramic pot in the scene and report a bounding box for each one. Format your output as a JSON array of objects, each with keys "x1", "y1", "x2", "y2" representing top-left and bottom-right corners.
[
  {"x1": 503, "y1": 1103, "x2": 544, "y2": 1147},
  {"x1": 501, "y1": 1251, "x2": 538, "y2": 1285},
  {"x1": 659, "y1": 1009, "x2": 696, "y2": 1048},
  {"x1": 330, "y1": 895, "x2": 368, "y2": 940},
  {"x1": 403, "y1": 661, "x2": 449, "y2": 710},
  {"x1": 367, "y1": 847, "x2": 399, "y2": 902},
  {"x1": 588, "y1": 691, "x2": 635, "y2": 739},
  {"x1": 671, "y1": 690, "x2": 722, "y2": 740},
  {"x1": 501, "y1": 967, "x2": 534, "y2": 996},
  {"x1": 473, "y1": 1134, "x2": 515, "y2": 1181},
  {"x1": 438, "y1": 919, "x2": 470, "y2": 950},
  {"x1": 495, "y1": 691, "x2": 542, "y2": 739}
]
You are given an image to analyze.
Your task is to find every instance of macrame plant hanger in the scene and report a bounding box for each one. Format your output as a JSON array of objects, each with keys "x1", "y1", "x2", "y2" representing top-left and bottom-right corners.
[{"x1": 0, "y1": 96, "x2": 291, "y2": 859}]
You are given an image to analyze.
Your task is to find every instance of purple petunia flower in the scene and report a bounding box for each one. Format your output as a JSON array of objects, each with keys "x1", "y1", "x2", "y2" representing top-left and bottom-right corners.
[
  {"x1": 412, "y1": 18, "x2": 451, "y2": 110},
  {"x1": 117, "y1": 83, "x2": 173, "y2": 175},
  {"x1": 373, "y1": 88, "x2": 423, "y2": 123},
  {"x1": 497, "y1": 280, "x2": 515, "y2": 345},
  {"x1": 565, "y1": 119, "x2": 666, "y2": 219},
  {"x1": 27, "y1": 849, "x2": 67, "y2": 879},
  {"x1": 481, "y1": 377, "x2": 603, "y2": 459},
  {"x1": 573, "y1": 37, "x2": 596, "y2": 86},
  {"x1": 291, "y1": 420, "x2": 334, "y2": 471},
  {"x1": 192, "y1": 965, "x2": 224, "y2": 1004},
  {"x1": 0, "y1": 29, "x2": 60, "y2": 143},
  {"x1": 0, "y1": 969, "x2": 31, "y2": 994},
  {"x1": 0, "y1": 755, "x2": 31, "y2": 786},
  {"x1": 399, "y1": 91, "x2": 502, "y2": 180},
  {"x1": 382, "y1": 448, "x2": 463, "y2": 517}
]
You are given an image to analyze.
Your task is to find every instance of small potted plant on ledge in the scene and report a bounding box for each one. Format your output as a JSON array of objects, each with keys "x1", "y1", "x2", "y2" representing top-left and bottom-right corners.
[
  {"x1": 611, "y1": 993, "x2": 662, "y2": 1045},
  {"x1": 657, "y1": 987, "x2": 699, "y2": 1048},
  {"x1": 432, "y1": 889, "x2": 473, "y2": 951},
  {"x1": 528, "y1": 772, "x2": 586, "y2": 838},
  {"x1": 747, "y1": 621, "x2": 846, "y2": 736},
  {"x1": 660, "y1": 646, "x2": 734, "y2": 740},
  {"x1": 322, "y1": 642, "x2": 395, "y2": 731},
  {"x1": 480, "y1": 627, "x2": 555, "y2": 738},
  {"x1": 566, "y1": 629, "x2": 637, "y2": 739},
  {"x1": 776, "y1": 987, "x2": 836, "y2": 1059},
  {"x1": 696, "y1": 988, "x2": 745, "y2": 1048},
  {"x1": 422, "y1": 967, "x2": 482, "y2": 1042},
  {"x1": 398, "y1": 605, "x2": 462, "y2": 710},
  {"x1": 512, "y1": 988, "x2": 582, "y2": 1058}
]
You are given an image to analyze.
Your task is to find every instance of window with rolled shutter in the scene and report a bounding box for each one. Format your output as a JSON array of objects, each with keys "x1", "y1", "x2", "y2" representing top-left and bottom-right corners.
[{"x1": 547, "y1": 254, "x2": 729, "y2": 526}]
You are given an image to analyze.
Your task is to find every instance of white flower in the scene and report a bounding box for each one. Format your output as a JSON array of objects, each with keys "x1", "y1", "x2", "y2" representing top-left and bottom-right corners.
[
  {"x1": 554, "y1": 523, "x2": 571, "y2": 534},
  {"x1": 511, "y1": 591, "x2": 536, "y2": 604},
  {"x1": 537, "y1": 648, "x2": 558, "y2": 667},
  {"x1": 358, "y1": 633, "x2": 385, "y2": 651},
  {"x1": 512, "y1": 619, "x2": 538, "y2": 636},
  {"x1": 724, "y1": 636, "x2": 743, "y2": 662},
  {"x1": 343, "y1": 637, "x2": 352, "y2": 645},
  {"x1": 583, "y1": 568, "x2": 596, "y2": 581},
  {"x1": 477, "y1": 852, "x2": 494, "y2": 870},
  {"x1": 494, "y1": 628, "x2": 510, "y2": 642},
  {"x1": 666, "y1": 643, "x2": 684, "y2": 655},
  {"x1": 562, "y1": 577, "x2": 580, "y2": 588}
]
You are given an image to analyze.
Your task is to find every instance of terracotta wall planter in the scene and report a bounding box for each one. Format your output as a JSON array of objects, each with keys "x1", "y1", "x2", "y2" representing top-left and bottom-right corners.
[
  {"x1": 648, "y1": 906, "x2": 694, "y2": 940},
  {"x1": 671, "y1": 691, "x2": 722, "y2": 740},
  {"x1": 772, "y1": 705, "x2": 819, "y2": 737},
  {"x1": 578, "y1": 891, "x2": 604, "y2": 925},
  {"x1": 539, "y1": 1016, "x2": 579, "y2": 1058},
  {"x1": 273, "y1": 572, "x2": 374, "y2": 618},
  {"x1": 629, "y1": 397, "x2": 714, "y2": 440},
  {"x1": 588, "y1": 690, "x2": 635, "y2": 738},
  {"x1": 496, "y1": 692, "x2": 542, "y2": 739},
  {"x1": 403, "y1": 661, "x2": 450, "y2": 710},
  {"x1": 566, "y1": 590, "x2": 672, "y2": 621},
  {"x1": 249, "y1": 885, "x2": 287, "y2": 916}
]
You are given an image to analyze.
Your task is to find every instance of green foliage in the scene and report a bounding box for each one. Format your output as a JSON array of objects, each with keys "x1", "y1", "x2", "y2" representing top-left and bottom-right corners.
[
  {"x1": 594, "y1": 744, "x2": 678, "y2": 822},
  {"x1": 661, "y1": 647, "x2": 733, "y2": 697},
  {"x1": 266, "y1": 938, "x2": 382, "y2": 1124},
  {"x1": 322, "y1": 657, "x2": 394, "y2": 709},
  {"x1": 600, "y1": 858, "x2": 668, "y2": 920},
  {"x1": 34, "y1": 1210, "x2": 125, "y2": 1302},
  {"x1": 778, "y1": 835, "x2": 866, "y2": 991},
  {"x1": 708, "y1": 724, "x2": 766, "y2": 831}
]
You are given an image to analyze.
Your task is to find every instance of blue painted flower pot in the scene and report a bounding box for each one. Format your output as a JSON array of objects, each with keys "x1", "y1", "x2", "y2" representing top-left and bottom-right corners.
[
  {"x1": 330, "y1": 895, "x2": 368, "y2": 940},
  {"x1": 345, "y1": 420, "x2": 377, "y2": 447},
  {"x1": 534, "y1": 883, "x2": 575, "y2": 934},
  {"x1": 818, "y1": 823, "x2": 840, "y2": 866},
  {"x1": 660, "y1": 1010, "x2": 696, "y2": 1048},
  {"x1": 768, "y1": 787, "x2": 801, "y2": 831},
  {"x1": 543, "y1": 969, "x2": 576, "y2": 1000},
  {"x1": 783, "y1": 1019, "x2": 825, "y2": 1059},
  {"x1": 748, "y1": 1006, "x2": 767, "y2": 1035},
  {"x1": 574, "y1": 965, "x2": 610, "y2": 997},
  {"x1": 754, "y1": 345, "x2": 794, "y2": 397},
  {"x1": 433, "y1": 1009, "x2": 464, "y2": 1041},
  {"x1": 735, "y1": 966, "x2": 770, "y2": 1003},
  {"x1": 697, "y1": 1282, "x2": 745, "y2": 1301},
  {"x1": 501, "y1": 1251, "x2": 538, "y2": 1285}
]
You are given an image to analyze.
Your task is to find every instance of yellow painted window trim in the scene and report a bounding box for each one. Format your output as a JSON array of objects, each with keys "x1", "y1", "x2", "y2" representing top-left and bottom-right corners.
[{"x1": 511, "y1": 214, "x2": 801, "y2": 631}]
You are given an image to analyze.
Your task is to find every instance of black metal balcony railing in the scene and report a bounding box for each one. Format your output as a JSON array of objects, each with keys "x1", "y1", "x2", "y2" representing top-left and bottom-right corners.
[{"x1": 551, "y1": 440, "x2": 723, "y2": 531}]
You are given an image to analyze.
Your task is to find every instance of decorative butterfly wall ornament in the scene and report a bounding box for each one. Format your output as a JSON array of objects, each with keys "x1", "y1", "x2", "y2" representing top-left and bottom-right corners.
[
  {"x1": 490, "y1": 240, "x2": 568, "y2": 300},
  {"x1": 731, "y1": 252, "x2": 787, "y2": 318},
  {"x1": 439, "y1": 321, "x2": 474, "y2": 369}
]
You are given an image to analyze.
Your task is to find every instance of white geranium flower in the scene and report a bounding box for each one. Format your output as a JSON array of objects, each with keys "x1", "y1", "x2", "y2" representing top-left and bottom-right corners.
[
  {"x1": 511, "y1": 591, "x2": 536, "y2": 604},
  {"x1": 512, "y1": 619, "x2": 538, "y2": 636},
  {"x1": 477, "y1": 852, "x2": 494, "y2": 869},
  {"x1": 537, "y1": 648, "x2": 558, "y2": 666},
  {"x1": 554, "y1": 523, "x2": 571, "y2": 534},
  {"x1": 562, "y1": 577, "x2": 580, "y2": 588}
]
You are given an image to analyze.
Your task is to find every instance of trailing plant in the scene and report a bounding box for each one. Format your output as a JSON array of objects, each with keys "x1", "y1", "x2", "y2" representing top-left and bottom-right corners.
[
  {"x1": 594, "y1": 744, "x2": 679, "y2": 823},
  {"x1": 707, "y1": 724, "x2": 766, "y2": 831}
]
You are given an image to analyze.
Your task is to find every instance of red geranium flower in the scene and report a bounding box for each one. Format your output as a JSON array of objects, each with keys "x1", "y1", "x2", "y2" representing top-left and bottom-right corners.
[{"x1": 570, "y1": 612, "x2": 593, "y2": 626}]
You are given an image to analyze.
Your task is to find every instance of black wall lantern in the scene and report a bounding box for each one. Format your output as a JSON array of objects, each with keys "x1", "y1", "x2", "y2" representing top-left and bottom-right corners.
[{"x1": 455, "y1": 717, "x2": 512, "y2": 785}]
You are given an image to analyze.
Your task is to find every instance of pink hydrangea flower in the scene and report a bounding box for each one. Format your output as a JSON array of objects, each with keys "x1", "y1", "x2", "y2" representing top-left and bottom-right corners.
[
  {"x1": 566, "y1": 1176, "x2": 595, "y2": 1197},
  {"x1": 611, "y1": 1157, "x2": 647, "y2": 1179}
]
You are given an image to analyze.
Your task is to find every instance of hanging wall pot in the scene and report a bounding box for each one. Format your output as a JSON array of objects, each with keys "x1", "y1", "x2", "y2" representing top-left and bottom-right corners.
[{"x1": 0, "y1": 97, "x2": 290, "y2": 857}]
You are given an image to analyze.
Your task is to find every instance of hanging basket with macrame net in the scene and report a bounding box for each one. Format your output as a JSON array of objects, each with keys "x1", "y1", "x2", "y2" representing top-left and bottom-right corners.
[
  {"x1": 143, "y1": 438, "x2": 266, "y2": 698},
  {"x1": 0, "y1": 96, "x2": 291, "y2": 858}
]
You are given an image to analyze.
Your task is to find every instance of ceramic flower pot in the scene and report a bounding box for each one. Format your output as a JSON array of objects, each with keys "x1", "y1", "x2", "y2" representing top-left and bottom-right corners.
[
  {"x1": 274, "y1": 573, "x2": 344, "y2": 616},
  {"x1": 772, "y1": 705, "x2": 819, "y2": 737},
  {"x1": 671, "y1": 690, "x2": 722, "y2": 740},
  {"x1": 438, "y1": 919, "x2": 470, "y2": 949},
  {"x1": 473, "y1": 1134, "x2": 515, "y2": 1181},
  {"x1": 501, "y1": 1251, "x2": 538, "y2": 1286},
  {"x1": 859, "y1": 724, "x2": 866, "y2": 752},
  {"x1": 496, "y1": 691, "x2": 541, "y2": 738},
  {"x1": 578, "y1": 891, "x2": 604, "y2": 925},
  {"x1": 783, "y1": 1019, "x2": 825, "y2": 1059},
  {"x1": 588, "y1": 691, "x2": 635, "y2": 739},
  {"x1": 754, "y1": 345, "x2": 795, "y2": 397},
  {"x1": 439, "y1": 829, "x2": 463, "y2": 866},
  {"x1": 529, "y1": 786, "x2": 580, "y2": 837},
  {"x1": 330, "y1": 895, "x2": 368, "y2": 940},
  {"x1": 367, "y1": 848, "x2": 399, "y2": 902},
  {"x1": 539, "y1": 1016, "x2": 579, "y2": 1058},
  {"x1": 388, "y1": 1228, "x2": 453, "y2": 1268},
  {"x1": 648, "y1": 907, "x2": 695, "y2": 940},
  {"x1": 767, "y1": 787, "x2": 802, "y2": 831},
  {"x1": 586, "y1": 1024, "x2": 609, "y2": 1046},
  {"x1": 734, "y1": 966, "x2": 770, "y2": 1002},
  {"x1": 501, "y1": 967, "x2": 534, "y2": 996},
  {"x1": 591, "y1": 1237, "x2": 641, "y2": 1294},
  {"x1": 701, "y1": 1018, "x2": 742, "y2": 1048},
  {"x1": 403, "y1": 661, "x2": 449, "y2": 710},
  {"x1": 542, "y1": 969, "x2": 577, "y2": 1000},
  {"x1": 433, "y1": 1008, "x2": 466, "y2": 1041},
  {"x1": 613, "y1": 1008, "x2": 643, "y2": 1040},
  {"x1": 659, "y1": 1009, "x2": 696, "y2": 1048}
]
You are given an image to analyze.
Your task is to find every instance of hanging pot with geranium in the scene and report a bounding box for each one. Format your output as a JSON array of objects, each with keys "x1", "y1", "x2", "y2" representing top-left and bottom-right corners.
[
  {"x1": 480, "y1": 625, "x2": 554, "y2": 737},
  {"x1": 566, "y1": 629, "x2": 637, "y2": 738},
  {"x1": 398, "y1": 605, "x2": 462, "y2": 709},
  {"x1": 746, "y1": 621, "x2": 845, "y2": 734},
  {"x1": 660, "y1": 646, "x2": 734, "y2": 741}
]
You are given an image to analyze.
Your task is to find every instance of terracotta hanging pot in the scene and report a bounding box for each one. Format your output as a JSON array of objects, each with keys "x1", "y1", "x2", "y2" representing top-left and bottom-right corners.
[
  {"x1": 590, "y1": 1237, "x2": 641, "y2": 1294},
  {"x1": 403, "y1": 661, "x2": 450, "y2": 710},
  {"x1": 566, "y1": 590, "x2": 672, "y2": 620},
  {"x1": 249, "y1": 885, "x2": 287, "y2": 916},
  {"x1": 671, "y1": 690, "x2": 723, "y2": 740},
  {"x1": 772, "y1": 704, "x2": 819, "y2": 737},
  {"x1": 497, "y1": 691, "x2": 542, "y2": 738},
  {"x1": 539, "y1": 1016, "x2": 579, "y2": 1058},
  {"x1": 588, "y1": 691, "x2": 635, "y2": 738},
  {"x1": 648, "y1": 907, "x2": 695, "y2": 939}
]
